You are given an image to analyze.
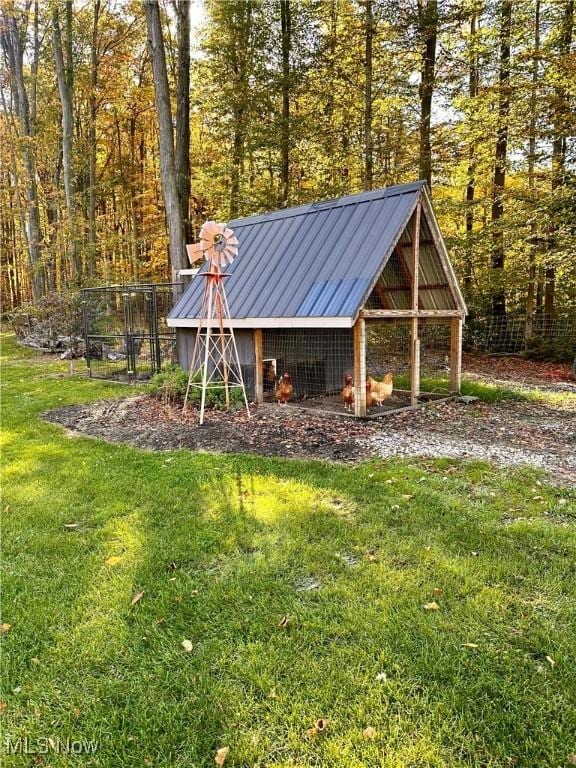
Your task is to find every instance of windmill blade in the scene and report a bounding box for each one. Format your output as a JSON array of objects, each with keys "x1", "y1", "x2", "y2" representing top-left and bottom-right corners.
[
  {"x1": 223, "y1": 227, "x2": 234, "y2": 239},
  {"x1": 186, "y1": 242, "x2": 203, "y2": 265},
  {"x1": 200, "y1": 220, "x2": 220, "y2": 239}
]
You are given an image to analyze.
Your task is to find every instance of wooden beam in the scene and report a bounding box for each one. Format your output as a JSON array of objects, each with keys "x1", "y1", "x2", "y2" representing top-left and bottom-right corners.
[
  {"x1": 353, "y1": 317, "x2": 366, "y2": 417},
  {"x1": 361, "y1": 309, "x2": 464, "y2": 319},
  {"x1": 383, "y1": 282, "x2": 449, "y2": 292},
  {"x1": 450, "y1": 316, "x2": 463, "y2": 393},
  {"x1": 410, "y1": 203, "x2": 421, "y2": 407},
  {"x1": 254, "y1": 329, "x2": 263, "y2": 404},
  {"x1": 398, "y1": 239, "x2": 435, "y2": 248},
  {"x1": 410, "y1": 318, "x2": 420, "y2": 407},
  {"x1": 411, "y1": 203, "x2": 420, "y2": 310}
]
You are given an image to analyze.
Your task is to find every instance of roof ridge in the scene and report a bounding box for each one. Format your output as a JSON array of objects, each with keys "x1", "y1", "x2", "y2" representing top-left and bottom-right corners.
[{"x1": 229, "y1": 181, "x2": 426, "y2": 229}]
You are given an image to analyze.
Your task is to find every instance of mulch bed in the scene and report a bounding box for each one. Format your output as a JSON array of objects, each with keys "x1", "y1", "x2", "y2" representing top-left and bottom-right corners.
[
  {"x1": 44, "y1": 389, "x2": 576, "y2": 485},
  {"x1": 43, "y1": 397, "x2": 377, "y2": 462}
]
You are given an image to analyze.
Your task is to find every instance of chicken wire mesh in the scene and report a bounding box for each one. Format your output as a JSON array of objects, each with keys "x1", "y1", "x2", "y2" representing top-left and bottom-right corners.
[
  {"x1": 81, "y1": 284, "x2": 182, "y2": 382},
  {"x1": 258, "y1": 320, "x2": 454, "y2": 417}
]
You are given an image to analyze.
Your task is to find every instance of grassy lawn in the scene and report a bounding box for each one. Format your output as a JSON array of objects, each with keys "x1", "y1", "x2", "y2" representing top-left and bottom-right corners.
[{"x1": 2, "y1": 333, "x2": 575, "y2": 767}]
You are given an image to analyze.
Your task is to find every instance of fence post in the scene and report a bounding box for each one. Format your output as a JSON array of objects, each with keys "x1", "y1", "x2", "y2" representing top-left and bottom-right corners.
[
  {"x1": 450, "y1": 316, "x2": 463, "y2": 393},
  {"x1": 254, "y1": 329, "x2": 264, "y2": 404},
  {"x1": 354, "y1": 317, "x2": 367, "y2": 417}
]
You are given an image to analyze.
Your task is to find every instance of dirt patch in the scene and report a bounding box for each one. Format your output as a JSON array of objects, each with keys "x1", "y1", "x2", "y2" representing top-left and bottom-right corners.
[
  {"x1": 43, "y1": 397, "x2": 377, "y2": 462},
  {"x1": 43, "y1": 390, "x2": 576, "y2": 485}
]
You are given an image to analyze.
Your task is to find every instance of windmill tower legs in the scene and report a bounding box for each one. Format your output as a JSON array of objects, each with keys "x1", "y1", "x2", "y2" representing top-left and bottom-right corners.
[{"x1": 182, "y1": 272, "x2": 250, "y2": 425}]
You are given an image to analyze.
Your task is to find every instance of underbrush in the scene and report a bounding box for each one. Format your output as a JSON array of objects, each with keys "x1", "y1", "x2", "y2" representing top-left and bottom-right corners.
[{"x1": 147, "y1": 363, "x2": 245, "y2": 410}]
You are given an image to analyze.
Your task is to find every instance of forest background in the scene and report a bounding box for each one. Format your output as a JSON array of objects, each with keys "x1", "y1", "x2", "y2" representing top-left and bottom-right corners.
[{"x1": 1, "y1": 0, "x2": 574, "y2": 324}]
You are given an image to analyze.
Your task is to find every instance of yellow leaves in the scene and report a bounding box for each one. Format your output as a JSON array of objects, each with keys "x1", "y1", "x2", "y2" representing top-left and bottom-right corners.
[
  {"x1": 1, "y1": 623, "x2": 11, "y2": 633},
  {"x1": 546, "y1": 655, "x2": 555, "y2": 667},
  {"x1": 362, "y1": 726, "x2": 377, "y2": 740},
  {"x1": 0, "y1": 702, "x2": 6, "y2": 716},
  {"x1": 306, "y1": 718, "x2": 328, "y2": 737},
  {"x1": 105, "y1": 556, "x2": 121, "y2": 566},
  {"x1": 567, "y1": 753, "x2": 576, "y2": 765},
  {"x1": 214, "y1": 746, "x2": 229, "y2": 766},
  {"x1": 181, "y1": 639, "x2": 193, "y2": 652},
  {"x1": 423, "y1": 602, "x2": 440, "y2": 611},
  {"x1": 278, "y1": 614, "x2": 290, "y2": 628},
  {"x1": 462, "y1": 642, "x2": 479, "y2": 649}
]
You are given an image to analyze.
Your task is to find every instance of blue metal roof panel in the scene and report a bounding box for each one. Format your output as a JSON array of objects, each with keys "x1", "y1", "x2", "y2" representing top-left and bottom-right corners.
[{"x1": 169, "y1": 181, "x2": 424, "y2": 322}]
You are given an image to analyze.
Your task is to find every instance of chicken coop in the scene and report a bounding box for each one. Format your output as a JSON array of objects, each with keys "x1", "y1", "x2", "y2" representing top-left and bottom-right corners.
[{"x1": 168, "y1": 181, "x2": 467, "y2": 418}]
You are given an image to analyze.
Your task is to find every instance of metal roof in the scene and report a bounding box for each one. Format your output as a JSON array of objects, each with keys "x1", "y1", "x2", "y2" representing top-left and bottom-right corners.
[{"x1": 169, "y1": 181, "x2": 428, "y2": 327}]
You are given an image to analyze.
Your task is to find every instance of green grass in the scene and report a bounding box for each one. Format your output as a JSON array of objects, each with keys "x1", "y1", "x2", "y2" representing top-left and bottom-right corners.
[
  {"x1": 2, "y1": 333, "x2": 576, "y2": 767},
  {"x1": 393, "y1": 373, "x2": 562, "y2": 404}
]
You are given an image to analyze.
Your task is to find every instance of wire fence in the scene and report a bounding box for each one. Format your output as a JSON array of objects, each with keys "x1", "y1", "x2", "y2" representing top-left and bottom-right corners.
[
  {"x1": 465, "y1": 314, "x2": 576, "y2": 357},
  {"x1": 81, "y1": 283, "x2": 182, "y2": 382}
]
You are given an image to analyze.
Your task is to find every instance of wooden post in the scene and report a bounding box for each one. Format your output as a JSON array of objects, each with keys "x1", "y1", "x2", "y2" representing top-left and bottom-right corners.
[
  {"x1": 353, "y1": 317, "x2": 366, "y2": 417},
  {"x1": 254, "y1": 328, "x2": 263, "y2": 404},
  {"x1": 450, "y1": 316, "x2": 463, "y2": 393},
  {"x1": 410, "y1": 202, "x2": 421, "y2": 407}
]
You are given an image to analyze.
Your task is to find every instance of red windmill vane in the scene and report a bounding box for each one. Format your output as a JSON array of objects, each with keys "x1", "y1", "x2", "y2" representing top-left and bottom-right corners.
[{"x1": 182, "y1": 221, "x2": 250, "y2": 425}]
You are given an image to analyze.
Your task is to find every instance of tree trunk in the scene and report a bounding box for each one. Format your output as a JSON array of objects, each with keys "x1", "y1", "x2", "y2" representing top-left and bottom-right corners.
[
  {"x1": 0, "y1": 6, "x2": 44, "y2": 300},
  {"x1": 53, "y1": 5, "x2": 80, "y2": 279},
  {"x1": 143, "y1": 0, "x2": 185, "y2": 275},
  {"x1": 464, "y1": 8, "x2": 479, "y2": 305},
  {"x1": 88, "y1": 0, "x2": 100, "y2": 277},
  {"x1": 526, "y1": 0, "x2": 540, "y2": 338},
  {"x1": 546, "y1": 0, "x2": 573, "y2": 317},
  {"x1": 490, "y1": 0, "x2": 511, "y2": 317},
  {"x1": 174, "y1": 0, "x2": 192, "y2": 243},
  {"x1": 418, "y1": 0, "x2": 437, "y2": 188},
  {"x1": 279, "y1": 0, "x2": 291, "y2": 206},
  {"x1": 363, "y1": 0, "x2": 374, "y2": 191}
]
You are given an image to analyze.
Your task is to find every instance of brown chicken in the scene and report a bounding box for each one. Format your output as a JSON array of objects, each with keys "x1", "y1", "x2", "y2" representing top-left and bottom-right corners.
[
  {"x1": 342, "y1": 374, "x2": 354, "y2": 410},
  {"x1": 275, "y1": 372, "x2": 293, "y2": 404},
  {"x1": 367, "y1": 373, "x2": 393, "y2": 406}
]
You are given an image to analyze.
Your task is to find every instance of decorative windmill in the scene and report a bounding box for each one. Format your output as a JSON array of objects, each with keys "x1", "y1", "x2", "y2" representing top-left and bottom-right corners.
[{"x1": 182, "y1": 221, "x2": 251, "y2": 425}]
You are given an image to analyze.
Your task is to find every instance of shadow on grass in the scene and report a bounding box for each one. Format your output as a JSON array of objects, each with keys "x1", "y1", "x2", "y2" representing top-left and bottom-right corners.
[{"x1": 3, "y1": 333, "x2": 576, "y2": 768}]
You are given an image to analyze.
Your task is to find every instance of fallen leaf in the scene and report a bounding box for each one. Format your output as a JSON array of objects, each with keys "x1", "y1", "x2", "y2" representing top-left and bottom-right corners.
[
  {"x1": 545, "y1": 655, "x2": 555, "y2": 667},
  {"x1": 268, "y1": 688, "x2": 277, "y2": 699},
  {"x1": 423, "y1": 602, "x2": 440, "y2": 611},
  {"x1": 64, "y1": 523, "x2": 80, "y2": 529},
  {"x1": 131, "y1": 591, "x2": 144, "y2": 606},
  {"x1": 363, "y1": 726, "x2": 377, "y2": 740},
  {"x1": 1, "y1": 623, "x2": 11, "y2": 633},
  {"x1": 31, "y1": 657, "x2": 40, "y2": 664},
  {"x1": 214, "y1": 746, "x2": 229, "y2": 767},
  {"x1": 432, "y1": 587, "x2": 444, "y2": 596},
  {"x1": 168, "y1": 562, "x2": 177, "y2": 571},
  {"x1": 462, "y1": 643, "x2": 479, "y2": 649},
  {"x1": 307, "y1": 718, "x2": 328, "y2": 737},
  {"x1": 401, "y1": 494, "x2": 414, "y2": 500},
  {"x1": 0, "y1": 702, "x2": 6, "y2": 715},
  {"x1": 375, "y1": 672, "x2": 387, "y2": 683},
  {"x1": 568, "y1": 754, "x2": 576, "y2": 766},
  {"x1": 278, "y1": 614, "x2": 290, "y2": 628},
  {"x1": 181, "y1": 639, "x2": 193, "y2": 652},
  {"x1": 105, "y1": 556, "x2": 121, "y2": 566}
]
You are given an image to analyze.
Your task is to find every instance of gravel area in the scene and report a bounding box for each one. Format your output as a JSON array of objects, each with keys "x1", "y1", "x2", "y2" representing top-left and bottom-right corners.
[
  {"x1": 44, "y1": 390, "x2": 576, "y2": 485},
  {"x1": 363, "y1": 398, "x2": 576, "y2": 486}
]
